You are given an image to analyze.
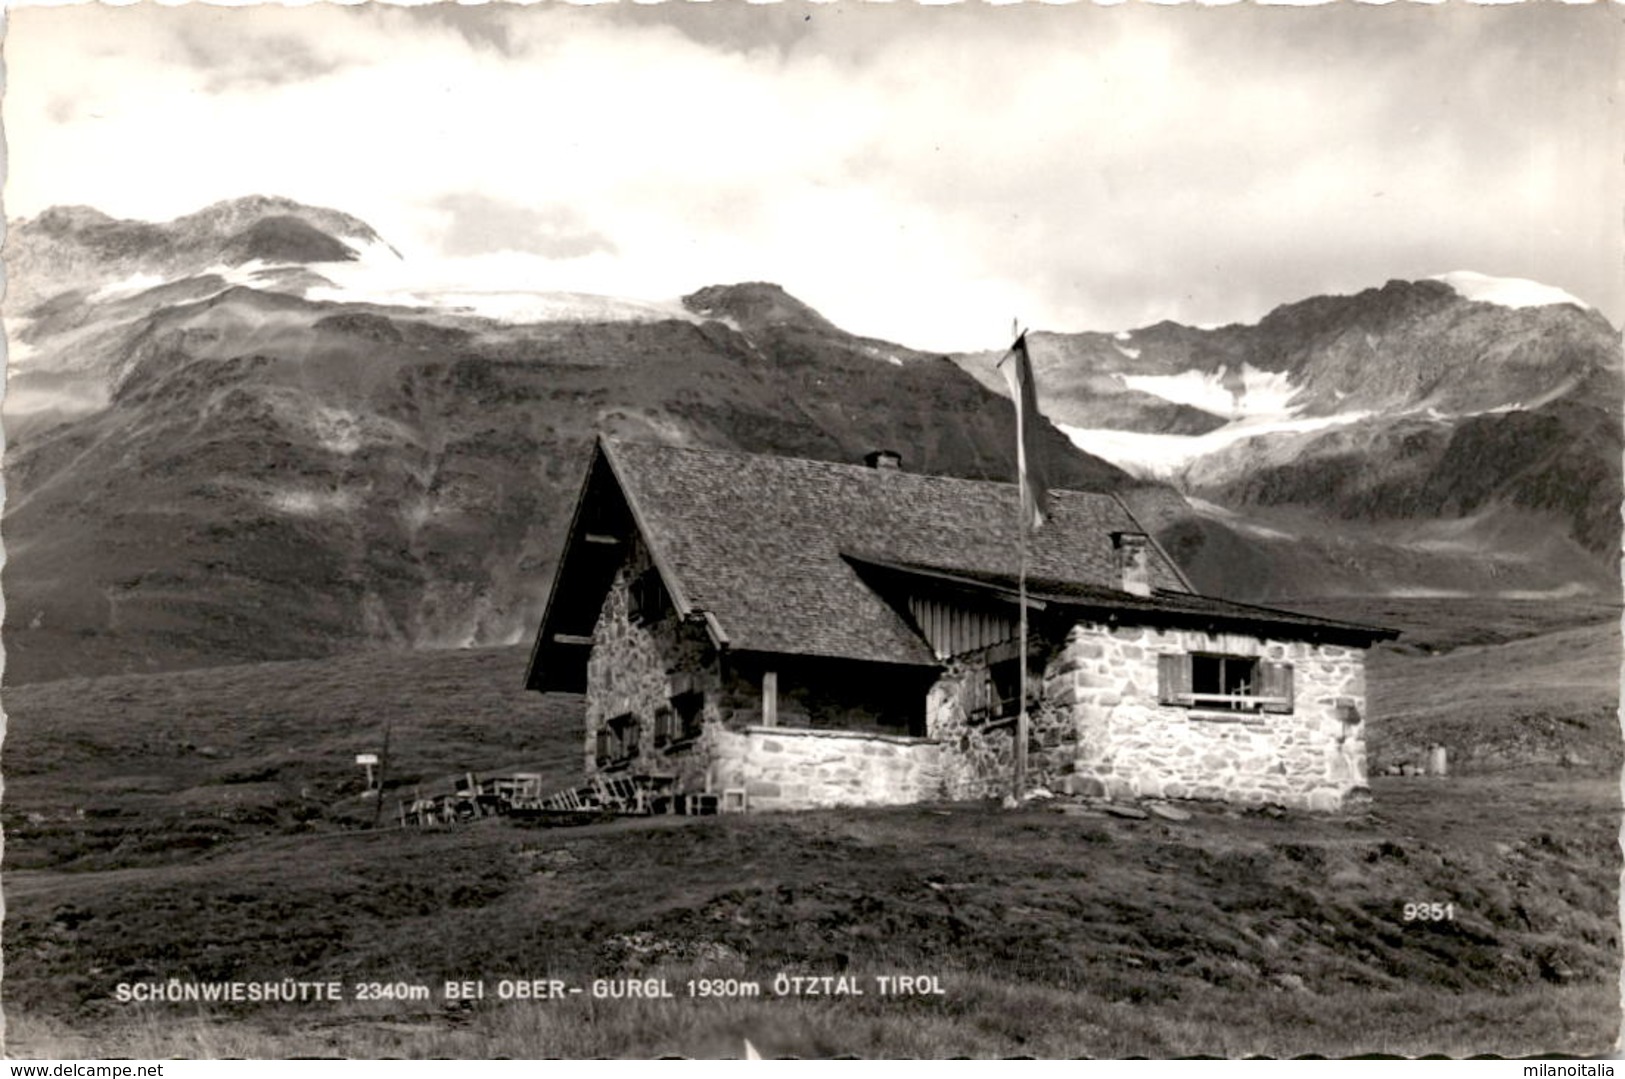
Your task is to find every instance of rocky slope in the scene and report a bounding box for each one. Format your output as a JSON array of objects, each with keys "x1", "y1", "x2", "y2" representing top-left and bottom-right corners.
[
  {"x1": 2, "y1": 199, "x2": 1131, "y2": 683},
  {"x1": 7, "y1": 196, "x2": 1618, "y2": 681},
  {"x1": 5, "y1": 196, "x2": 393, "y2": 311},
  {"x1": 958, "y1": 277, "x2": 1623, "y2": 599}
]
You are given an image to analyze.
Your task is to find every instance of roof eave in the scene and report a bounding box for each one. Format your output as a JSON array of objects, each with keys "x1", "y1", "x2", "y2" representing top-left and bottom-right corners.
[
  {"x1": 721, "y1": 644, "x2": 942, "y2": 671},
  {"x1": 1145, "y1": 589, "x2": 1403, "y2": 643},
  {"x1": 1092, "y1": 602, "x2": 1398, "y2": 649},
  {"x1": 844, "y1": 551, "x2": 1397, "y2": 648},
  {"x1": 524, "y1": 440, "x2": 606, "y2": 691},
  {"x1": 599, "y1": 437, "x2": 699, "y2": 620}
]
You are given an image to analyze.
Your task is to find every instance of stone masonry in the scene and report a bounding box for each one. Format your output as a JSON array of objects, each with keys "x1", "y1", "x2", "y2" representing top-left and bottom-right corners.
[
  {"x1": 1053, "y1": 621, "x2": 1368, "y2": 811},
  {"x1": 588, "y1": 540, "x2": 1368, "y2": 812},
  {"x1": 585, "y1": 540, "x2": 944, "y2": 808},
  {"x1": 926, "y1": 648, "x2": 1075, "y2": 800},
  {"x1": 708, "y1": 727, "x2": 942, "y2": 810},
  {"x1": 584, "y1": 538, "x2": 721, "y2": 792}
]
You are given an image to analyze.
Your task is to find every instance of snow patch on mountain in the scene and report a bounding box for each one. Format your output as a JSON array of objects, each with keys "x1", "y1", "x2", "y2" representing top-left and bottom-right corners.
[
  {"x1": 265, "y1": 488, "x2": 361, "y2": 517},
  {"x1": 862, "y1": 344, "x2": 906, "y2": 367},
  {"x1": 1432, "y1": 271, "x2": 1589, "y2": 311},
  {"x1": 339, "y1": 234, "x2": 404, "y2": 264},
  {"x1": 307, "y1": 257, "x2": 708, "y2": 326},
  {"x1": 89, "y1": 272, "x2": 172, "y2": 303},
  {"x1": 1184, "y1": 495, "x2": 1298, "y2": 538},
  {"x1": 7, "y1": 321, "x2": 40, "y2": 368},
  {"x1": 1114, "y1": 344, "x2": 1142, "y2": 361},
  {"x1": 1120, "y1": 363, "x2": 1299, "y2": 420},
  {"x1": 1060, "y1": 410, "x2": 1369, "y2": 480},
  {"x1": 334, "y1": 288, "x2": 705, "y2": 325}
]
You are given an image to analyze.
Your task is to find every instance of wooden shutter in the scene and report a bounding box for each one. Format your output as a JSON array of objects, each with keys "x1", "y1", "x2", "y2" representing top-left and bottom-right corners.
[
  {"x1": 673, "y1": 691, "x2": 704, "y2": 740},
  {"x1": 964, "y1": 668, "x2": 988, "y2": 715},
  {"x1": 1158, "y1": 654, "x2": 1192, "y2": 706},
  {"x1": 1260, "y1": 662, "x2": 1294, "y2": 714},
  {"x1": 595, "y1": 728, "x2": 612, "y2": 764}
]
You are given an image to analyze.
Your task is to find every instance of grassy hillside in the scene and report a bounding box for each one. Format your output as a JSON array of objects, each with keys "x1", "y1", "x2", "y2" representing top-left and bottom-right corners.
[
  {"x1": 6, "y1": 777, "x2": 1618, "y2": 1058},
  {"x1": 4, "y1": 600, "x2": 1618, "y2": 1058},
  {"x1": 3, "y1": 646, "x2": 582, "y2": 870},
  {"x1": 1259, "y1": 595, "x2": 1622, "y2": 772},
  {"x1": 1366, "y1": 621, "x2": 1622, "y2": 773}
]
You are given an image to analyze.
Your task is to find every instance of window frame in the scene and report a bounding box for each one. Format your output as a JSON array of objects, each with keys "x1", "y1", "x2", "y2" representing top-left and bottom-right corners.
[
  {"x1": 966, "y1": 647, "x2": 1043, "y2": 724},
  {"x1": 628, "y1": 568, "x2": 670, "y2": 626},
  {"x1": 652, "y1": 705, "x2": 675, "y2": 747},
  {"x1": 1159, "y1": 652, "x2": 1293, "y2": 715},
  {"x1": 596, "y1": 712, "x2": 641, "y2": 767},
  {"x1": 671, "y1": 690, "x2": 705, "y2": 744}
]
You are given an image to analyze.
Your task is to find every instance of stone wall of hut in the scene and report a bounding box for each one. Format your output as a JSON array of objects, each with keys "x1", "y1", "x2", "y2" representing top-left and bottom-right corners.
[
  {"x1": 587, "y1": 546, "x2": 1369, "y2": 812},
  {"x1": 1045, "y1": 621, "x2": 1367, "y2": 810},
  {"x1": 925, "y1": 621, "x2": 1368, "y2": 810}
]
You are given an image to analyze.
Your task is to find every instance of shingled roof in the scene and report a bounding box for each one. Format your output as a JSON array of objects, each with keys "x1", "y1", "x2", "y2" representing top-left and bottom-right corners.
[{"x1": 527, "y1": 438, "x2": 1391, "y2": 690}]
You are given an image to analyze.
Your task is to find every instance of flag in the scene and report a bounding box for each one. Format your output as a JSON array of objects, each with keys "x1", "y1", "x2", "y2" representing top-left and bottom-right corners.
[{"x1": 997, "y1": 331, "x2": 1051, "y2": 530}]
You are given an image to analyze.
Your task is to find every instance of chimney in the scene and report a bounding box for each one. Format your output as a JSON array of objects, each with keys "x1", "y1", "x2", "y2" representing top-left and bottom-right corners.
[
  {"x1": 1111, "y1": 531, "x2": 1153, "y2": 597},
  {"x1": 864, "y1": 449, "x2": 903, "y2": 471}
]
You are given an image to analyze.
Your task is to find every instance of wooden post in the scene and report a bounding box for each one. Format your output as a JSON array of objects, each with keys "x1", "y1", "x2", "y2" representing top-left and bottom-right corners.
[
  {"x1": 1429, "y1": 744, "x2": 1448, "y2": 777},
  {"x1": 762, "y1": 670, "x2": 778, "y2": 727},
  {"x1": 371, "y1": 725, "x2": 392, "y2": 829}
]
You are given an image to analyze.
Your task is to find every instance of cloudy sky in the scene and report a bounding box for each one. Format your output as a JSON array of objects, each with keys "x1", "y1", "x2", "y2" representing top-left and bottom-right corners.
[{"x1": 7, "y1": 2, "x2": 1621, "y2": 349}]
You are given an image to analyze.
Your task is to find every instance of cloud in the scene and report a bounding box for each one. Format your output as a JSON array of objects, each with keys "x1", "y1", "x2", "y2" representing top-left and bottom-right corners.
[
  {"x1": 404, "y1": 5, "x2": 521, "y2": 58},
  {"x1": 5, "y1": 3, "x2": 1620, "y2": 351},
  {"x1": 175, "y1": 26, "x2": 343, "y2": 92},
  {"x1": 427, "y1": 194, "x2": 616, "y2": 260}
]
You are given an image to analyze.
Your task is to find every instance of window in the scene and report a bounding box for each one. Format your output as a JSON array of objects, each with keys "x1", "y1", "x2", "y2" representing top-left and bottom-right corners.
[
  {"x1": 653, "y1": 706, "x2": 675, "y2": 747},
  {"x1": 628, "y1": 569, "x2": 670, "y2": 626},
  {"x1": 1159, "y1": 653, "x2": 1293, "y2": 714},
  {"x1": 672, "y1": 690, "x2": 704, "y2": 741},
  {"x1": 596, "y1": 713, "x2": 640, "y2": 767},
  {"x1": 967, "y1": 653, "x2": 1041, "y2": 722}
]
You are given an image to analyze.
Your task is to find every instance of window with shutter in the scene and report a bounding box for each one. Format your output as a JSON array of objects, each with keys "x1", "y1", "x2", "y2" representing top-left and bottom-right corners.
[
  {"x1": 1259, "y1": 662, "x2": 1294, "y2": 714},
  {"x1": 672, "y1": 691, "x2": 704, "y2": 741},
  {"x1": 963, "y1": 669, "x2": 988, "y2": 715},
  {"x1": 1158, "y1": 654, "x2": 1191, "y2": 705},
  {"x1": 985, "y1": 656, "x2": 1041, "y2": 720},
  {"x1": 597, "y1": 713, "x2": 639, "y2": 766},
  {"x1": 1157, "y1": 652, "x2": 1293, "y2": 714}
]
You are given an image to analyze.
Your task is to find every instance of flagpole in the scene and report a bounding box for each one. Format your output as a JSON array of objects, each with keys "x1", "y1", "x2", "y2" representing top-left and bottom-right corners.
[
  {"x1": 1000, "y1": 322, "x2": 1040, "y2": 805},
  {"x1": 1016, "y1": 497, "x2": 1029, "y2": 803},
  {"x1": 1012, "y1": 319, "x2": 1029, "y2": 803}
]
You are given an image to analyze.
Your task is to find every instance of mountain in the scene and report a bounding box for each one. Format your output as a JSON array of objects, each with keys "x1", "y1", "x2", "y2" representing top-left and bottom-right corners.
[
  {"x1": 5, "y1": 195, "x2": 394, "y2": 310},
  {"x1": 7, "y1": 196, "x2": 1618, "y2": 683},
  {"x1": 4, "y1": 196, "x2": 402, "y2": 435},
  {"x1": 2, "y1": 199, "x2": 1133, "y2": 683},
  {"x1": 956, "y1": 277, "x2": 1623, "y2": 600}
]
